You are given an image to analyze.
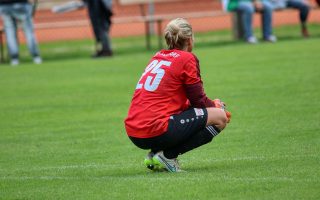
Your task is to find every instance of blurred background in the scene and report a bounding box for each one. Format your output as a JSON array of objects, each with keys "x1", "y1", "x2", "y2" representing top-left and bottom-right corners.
[{"x1": 1, "y1": 0, "x2": 320, "y2": 60}]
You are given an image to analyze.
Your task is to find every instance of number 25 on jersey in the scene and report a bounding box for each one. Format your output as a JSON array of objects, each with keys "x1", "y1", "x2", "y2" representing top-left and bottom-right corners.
[{"x1": 136, "y1": 60, "x2": 172, "y2": 92}]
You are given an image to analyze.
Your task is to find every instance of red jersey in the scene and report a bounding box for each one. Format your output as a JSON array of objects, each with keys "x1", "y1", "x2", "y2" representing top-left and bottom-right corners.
[{"x1": 125, "y1": 49, "x2": 202, "y2": 138}]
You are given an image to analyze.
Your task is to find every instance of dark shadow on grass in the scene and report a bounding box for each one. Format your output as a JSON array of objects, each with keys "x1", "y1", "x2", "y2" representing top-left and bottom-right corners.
[
  {"x1": 18, "y1": 30, "x2": 320, "y2": 64},
  {"x1": 276, "y1": 34, "x2": 320, "y2": 42},
  {"x1": 38, "y1": 40, "x2": 243, "y2": 63}
]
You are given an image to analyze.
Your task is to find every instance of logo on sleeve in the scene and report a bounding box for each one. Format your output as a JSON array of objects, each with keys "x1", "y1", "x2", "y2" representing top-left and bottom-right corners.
[{"x1": 194, "y1": 108, "x2": 204, "y2": 116}]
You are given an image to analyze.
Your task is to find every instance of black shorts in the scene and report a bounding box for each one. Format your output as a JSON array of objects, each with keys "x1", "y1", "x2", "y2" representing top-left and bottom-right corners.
[{"x1": 129, "y1": 108, "x2": 208, "y2": 152}]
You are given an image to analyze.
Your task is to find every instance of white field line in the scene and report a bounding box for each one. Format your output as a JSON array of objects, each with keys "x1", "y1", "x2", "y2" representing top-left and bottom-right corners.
[
  {"x1": 1, "y1": 154, "x2": 319, "y2": 183},
  {"x1": 1, "y1": 175, "x2": 319, "y2": 183},
  {"x1": 0, "y1": 163, "x2": 137, "y2": 173},
  {"x1": 196, "y1": 154, "x2": 319, "y2": 162},
  {"x1": 0, "y1": 154, "x2": 318, "y2": 174}
]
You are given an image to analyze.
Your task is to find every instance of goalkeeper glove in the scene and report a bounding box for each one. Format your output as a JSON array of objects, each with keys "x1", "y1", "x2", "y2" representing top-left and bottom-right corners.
[
  {"x1": 212, "y1": 99, "x2": 231, "y2": 123},
  {"x1": 225, "y1": 111, "x2": 231, "y2": 123},
  {"x1": 212, "y1": 99, "x2": 225, "y2": 110}
]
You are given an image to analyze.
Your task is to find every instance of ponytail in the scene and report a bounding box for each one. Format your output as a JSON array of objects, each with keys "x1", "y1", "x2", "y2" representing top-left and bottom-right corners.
[{"x1": 164, "y1": 18, "x2": 193, "y2": 50}]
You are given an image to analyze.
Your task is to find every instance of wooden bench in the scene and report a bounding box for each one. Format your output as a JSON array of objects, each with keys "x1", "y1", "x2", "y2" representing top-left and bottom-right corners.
[
  {"x1": 117, "y1": 0, "x2": 228, "y2": 49},
  {"x1": 112, "y1": 0, "x2": 320, "y2": 48},
  {"x1": 118, "y1": 0, "x2": 320, "y2": 44}
]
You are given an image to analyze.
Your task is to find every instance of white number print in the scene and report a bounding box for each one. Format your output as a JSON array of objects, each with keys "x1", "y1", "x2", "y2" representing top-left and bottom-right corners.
[{"x1": 136, "y1": 60, "x2": 172, "y2": 91}]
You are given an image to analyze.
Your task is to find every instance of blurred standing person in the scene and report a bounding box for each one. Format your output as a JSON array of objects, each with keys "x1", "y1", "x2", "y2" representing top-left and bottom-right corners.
[
  {"x1": 271, "y1": 0, "x2": 310, "y2": 37},
  {"x1": 0, "y1": 0, "x2": 42, "y2": 66},
  {"x1": 227, "y1": 0, "x2": 277, "y2": 43},
  {"x1": 83, "y1": 0, "x2": 113, "y2": 58}
]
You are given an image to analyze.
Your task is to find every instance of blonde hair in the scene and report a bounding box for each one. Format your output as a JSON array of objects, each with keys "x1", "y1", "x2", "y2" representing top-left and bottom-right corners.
[{"x1": 164, "y1": 18, "x2": 193, "y2": 50}]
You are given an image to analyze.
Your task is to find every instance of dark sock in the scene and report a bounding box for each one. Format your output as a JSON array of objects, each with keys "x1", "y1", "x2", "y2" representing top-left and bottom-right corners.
[{"x1": 164, "y1": 125, "x2": 221, "y2": 159}]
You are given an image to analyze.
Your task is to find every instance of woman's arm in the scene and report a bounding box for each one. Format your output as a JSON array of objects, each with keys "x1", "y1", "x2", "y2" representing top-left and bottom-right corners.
[{"x1": 185, "y1": 82, "x2": 215, "y2": 108}]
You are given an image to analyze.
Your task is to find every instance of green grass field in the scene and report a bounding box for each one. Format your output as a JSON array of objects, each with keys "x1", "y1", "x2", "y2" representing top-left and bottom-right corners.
[{"x1": 0, "y1": 26, "x2": 320, "y2": 199}]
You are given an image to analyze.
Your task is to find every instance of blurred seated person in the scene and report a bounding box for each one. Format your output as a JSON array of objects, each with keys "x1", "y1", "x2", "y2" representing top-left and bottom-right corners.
[
  {"x1": 0, "y1": 0, "x2": 42, "y2": 66},
  {"x1": 271, "y1": 0, "x2": 310, "y2": 37},
  {"x1": 227, "y1": 0, "x2": 277, "y2": 43}
]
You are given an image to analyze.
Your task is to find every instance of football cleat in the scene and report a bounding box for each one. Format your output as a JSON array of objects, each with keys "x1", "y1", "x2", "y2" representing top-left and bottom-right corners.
[
  {"x1": 153, "y1": 151, "x2": 181, "y2": 172},
  {"x1": 144, "y1": 151, "x2": 155, "y2": 170}
]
